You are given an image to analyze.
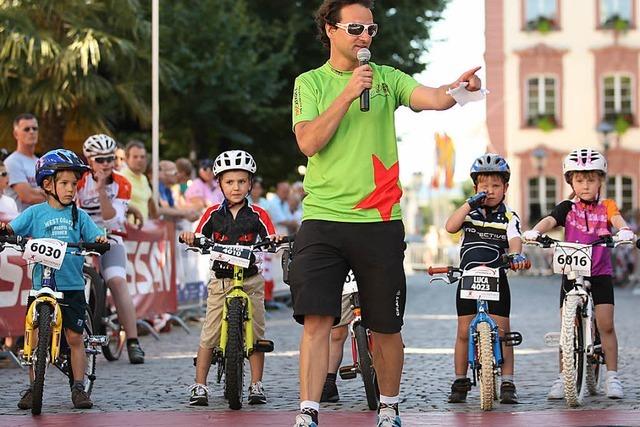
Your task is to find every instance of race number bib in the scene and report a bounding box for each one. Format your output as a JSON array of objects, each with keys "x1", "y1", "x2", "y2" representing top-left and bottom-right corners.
[
  {"x1": 552, "y1": 243, "x2": 592, "y2": 276},
  {"x1": 460, "y1": 266, "x2": 500, "y2": 301},
  {"x1": 209, "y1": 243, "x2": 252, "y2": 268},
  {"x1": 342, "y1": 270, "x2": 358, "y2": 295},
  {"x1": 22, "y1": 238, "x2": 67, "y2": 270}
]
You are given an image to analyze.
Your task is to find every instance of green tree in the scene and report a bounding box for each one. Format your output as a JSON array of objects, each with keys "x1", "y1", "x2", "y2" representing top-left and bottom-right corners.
[{"x1": 0, "y1": 0, "x2": 152, "y2": 151}]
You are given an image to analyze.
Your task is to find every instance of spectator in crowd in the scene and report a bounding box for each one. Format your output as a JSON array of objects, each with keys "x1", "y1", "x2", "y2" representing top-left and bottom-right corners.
[
  {"x1": 0, "y1": 160, "x2": 18, "y2": 218},
  {"x1": 184, "y1": 159, "x2": 223, "y2": 211},
  {"x1": 287, "y1": 192, "x2": 303, "y2": 232},
  {"x1": 121, "y1": 140, "x2": 158, "y2": 222},
  {"x1": 292, "y1": 180, "x2": 306, "y2": 200},
  {"x1": 114, "y1": 145, "x2": 127, "y2": 172},
  {"x1": 249, "y1": 176, "x2": 269, "y2": 207},
  {"x1": 174, "y1": 157, "x2": 193, "y2": 208},
  {"x1": 4, "y1": 113, "x2": 45, "y2": 211},
  {"x1": 157, "y1": 160, "x2": 199, "y2": 222},
  {"x1": 269, "y1": 181, "x2": 298, "y2": 235}
]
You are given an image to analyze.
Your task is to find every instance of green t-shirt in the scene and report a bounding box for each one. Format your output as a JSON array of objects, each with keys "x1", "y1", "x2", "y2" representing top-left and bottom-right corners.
[{"x1": 292, "y1": 61, "x2": 420, "y2": 223}]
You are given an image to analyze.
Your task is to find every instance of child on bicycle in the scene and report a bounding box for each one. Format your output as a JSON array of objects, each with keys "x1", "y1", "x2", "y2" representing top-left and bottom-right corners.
[
  {"x1": 179, "y1": 150, "x2": 279, "y2": 406},
  {"x1": 444, "y1": 153, "x2": 528, "y2": 404},
  {"x1": 522, "y1": 148, "x2": 634, "y2": 399},
  {"x1": 0, "y1": 149, "x2": 107, "y2": 410}
]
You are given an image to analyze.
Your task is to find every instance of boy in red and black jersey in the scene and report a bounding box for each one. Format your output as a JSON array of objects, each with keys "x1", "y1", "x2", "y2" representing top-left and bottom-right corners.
[{"x1": 180, "y1": 150, "x2": 278, "y2": 407}]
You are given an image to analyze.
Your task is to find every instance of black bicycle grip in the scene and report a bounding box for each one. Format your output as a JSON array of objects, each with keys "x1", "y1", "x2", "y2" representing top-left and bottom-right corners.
[{"x1": 78, "y1": 242, "x2": 111, "y2": 254}]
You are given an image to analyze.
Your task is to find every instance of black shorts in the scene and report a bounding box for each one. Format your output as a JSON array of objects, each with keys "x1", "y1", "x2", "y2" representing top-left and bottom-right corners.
[
  {"x1": 289, "y1": 220, "x2": 406, "y2": 334},
  {"x1": 560, "y1": 275, "x2": 614, "y2": 307},
  {"x1": 27, "y1": 290, "x2": 87, "y2": 334},
  {"x1": 456, "y1": 270, "x2": 510, "y2": 317}
]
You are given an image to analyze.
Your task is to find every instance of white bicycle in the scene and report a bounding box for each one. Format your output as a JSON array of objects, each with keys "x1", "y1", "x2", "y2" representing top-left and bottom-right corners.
[{"x1": 524, "y1": 234, "x2": 635, "y2": 407}]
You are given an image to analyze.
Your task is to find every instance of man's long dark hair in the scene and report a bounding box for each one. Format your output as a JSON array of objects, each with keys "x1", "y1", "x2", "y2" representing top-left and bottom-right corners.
[{"x1": 315, "y1": 0, "x2": 374, "y2": 49}]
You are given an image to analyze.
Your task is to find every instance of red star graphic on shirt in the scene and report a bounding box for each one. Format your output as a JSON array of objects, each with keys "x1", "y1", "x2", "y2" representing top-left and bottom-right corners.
[{"x1": 354, "y1": 154, "x2": 403, "y2": 221}]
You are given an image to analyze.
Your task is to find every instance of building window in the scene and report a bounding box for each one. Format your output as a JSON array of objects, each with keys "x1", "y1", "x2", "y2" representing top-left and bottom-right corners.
[
  {"x1": 529, "y1": 176, "x2": 557, "y2": 224},
  {"x1": 526, "y1": 76, "x2": 557, "y2": 128},
  {"x1": 606, "y1": 175, "x2": 634, "y2": 213},
  {"x1": 525, "y1": 0, "x2": 558, "y2": 31},
  {"x1": 602, "y1": 74, "x2": 634, "y2": 124},
  {"x1": 600, "y1": 0, "x2": 633, "y2": 29}
]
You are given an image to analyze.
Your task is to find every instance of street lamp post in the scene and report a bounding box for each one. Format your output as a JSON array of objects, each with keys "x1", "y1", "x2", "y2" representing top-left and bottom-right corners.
[{"x1": 597, "y1": 120, "x2": 614, "y2": 156}]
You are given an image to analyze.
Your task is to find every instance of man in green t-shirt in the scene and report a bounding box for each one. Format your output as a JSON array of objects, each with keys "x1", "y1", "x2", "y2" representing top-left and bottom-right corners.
[{"x1": 289, "y1": 1, "x2": 482, "y2": 426}]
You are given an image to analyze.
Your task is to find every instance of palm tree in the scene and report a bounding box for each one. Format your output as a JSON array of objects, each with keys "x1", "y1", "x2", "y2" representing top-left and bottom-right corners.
[{"x1": 0, "y1": 0, "x2": 152, "y2": 151}]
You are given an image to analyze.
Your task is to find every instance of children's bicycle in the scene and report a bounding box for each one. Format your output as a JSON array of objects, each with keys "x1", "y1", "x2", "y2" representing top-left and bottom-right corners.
[
  {"x1": 428, "y1": 257, "x2": 527, "y2": 411},
  {"x1": 0, "y1": 235, "x2": 110, "y2": 415},
  {"x1": 180, "y1": 235, "x2": 292, "y2": 410},
  {"x1": 524, "y1": 234, "x2": 635, "y2": 407},
  {"x1": 337, "y1": 270, "x2": 379, "y2": 410}
]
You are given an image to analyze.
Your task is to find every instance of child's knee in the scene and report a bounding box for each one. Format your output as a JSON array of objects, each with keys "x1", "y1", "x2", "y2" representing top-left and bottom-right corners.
[{"x1": 65, "y1": 330, "x2": 83, "y2": 346}]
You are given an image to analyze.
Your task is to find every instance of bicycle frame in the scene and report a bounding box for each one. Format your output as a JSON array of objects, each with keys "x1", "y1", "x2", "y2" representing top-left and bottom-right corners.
[
  {"x1": 22, "y1": 268, "x2": 64, "y2": 367},
  {"x1": 219, "y1": 265, "x2": 255, "y2": 358},
  {"x1": 347, "y1": 291, "x2": 371, "y2": 366}
]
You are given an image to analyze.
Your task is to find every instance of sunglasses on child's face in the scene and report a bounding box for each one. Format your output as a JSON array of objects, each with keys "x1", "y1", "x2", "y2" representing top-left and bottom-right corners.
[
  {"x1": 0, "y1": 171, "x2": 7, "y2": 177},
  {"x1": 335, "y1": 22, "x2": 378, "y2": 37},
  {"x1": 94, "y1": 156, "x2": 115, "y2": 164}
]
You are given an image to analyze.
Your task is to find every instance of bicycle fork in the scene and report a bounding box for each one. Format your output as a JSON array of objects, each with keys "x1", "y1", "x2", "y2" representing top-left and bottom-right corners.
[{"x1": 22, "y1": 297, "x2": 63, "y2": 366}]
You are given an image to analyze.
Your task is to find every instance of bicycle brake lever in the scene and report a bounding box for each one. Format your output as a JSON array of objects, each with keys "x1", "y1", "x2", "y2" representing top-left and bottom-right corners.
[{"x1": 428, "y1": 276, "x2": 451, "y2": 285}]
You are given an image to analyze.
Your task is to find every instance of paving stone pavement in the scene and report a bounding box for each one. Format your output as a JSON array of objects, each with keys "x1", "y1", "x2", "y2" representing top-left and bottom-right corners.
[{"x1": 1, "y1": 273, "x2": 639, "y2": 416}]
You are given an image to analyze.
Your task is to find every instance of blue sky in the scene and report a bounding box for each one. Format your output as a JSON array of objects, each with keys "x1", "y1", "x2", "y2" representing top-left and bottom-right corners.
[{"x1": 395, "y1": 0, "x2": 488, "y2": 185}]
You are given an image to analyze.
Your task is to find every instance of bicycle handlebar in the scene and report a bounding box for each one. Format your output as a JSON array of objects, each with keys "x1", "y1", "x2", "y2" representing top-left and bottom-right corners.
[
  {"x1": 524, "y1": 234, "x2": 633, "y2": 249},
  {"x1": 178, "y1": 235, "x2": 294, "y2": 252},
  {"x1": 427, "y1": 266, "x2": 452, "y2": 275},
  {"x1": 0, "y1": 236, "x2": 110, "y2": 254}
]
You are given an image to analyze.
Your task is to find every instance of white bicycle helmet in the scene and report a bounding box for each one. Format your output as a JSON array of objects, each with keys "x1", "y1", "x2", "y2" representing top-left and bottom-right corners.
[
  {"x1": 83, "y1": 134, "x2": 117, "y2": 158},
  {"x1": 562, "y1": 148, "x2": 607, "y2": 183},
  {"x1": 213, "y1": 150, "x2": 257, "y2": 177}
]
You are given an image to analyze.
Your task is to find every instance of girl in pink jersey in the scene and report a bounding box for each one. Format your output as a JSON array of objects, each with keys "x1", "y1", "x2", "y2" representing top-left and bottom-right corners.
[{"x1": 524, "y1": 148, "x2": 635, "y2": 399}]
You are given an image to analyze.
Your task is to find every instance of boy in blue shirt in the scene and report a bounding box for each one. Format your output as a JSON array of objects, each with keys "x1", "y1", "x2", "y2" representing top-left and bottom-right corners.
[{"x1": 0, "y1": 149, "x2": 107, "y2": 410}]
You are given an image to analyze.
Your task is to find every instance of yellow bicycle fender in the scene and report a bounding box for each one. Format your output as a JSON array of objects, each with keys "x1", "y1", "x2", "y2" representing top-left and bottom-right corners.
[{"x1": 50, "y1": 303, "x2": 63, "y2": 361}]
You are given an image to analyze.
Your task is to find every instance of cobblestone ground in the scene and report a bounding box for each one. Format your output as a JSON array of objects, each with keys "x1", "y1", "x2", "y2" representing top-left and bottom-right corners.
[{"x1": 1, "y1": 274, "x2": 639, "y2": 416}]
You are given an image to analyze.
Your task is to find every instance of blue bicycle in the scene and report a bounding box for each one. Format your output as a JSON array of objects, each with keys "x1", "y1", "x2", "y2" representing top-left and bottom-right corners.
[{"x1": 428, "y1": 258, "x2": 527, "y2": 410}]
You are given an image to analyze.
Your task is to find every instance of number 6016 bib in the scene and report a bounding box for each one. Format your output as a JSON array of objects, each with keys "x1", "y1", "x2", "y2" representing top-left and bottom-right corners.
[{"x1": 552, "y1": 243, "x2": 592, "y2": 276}]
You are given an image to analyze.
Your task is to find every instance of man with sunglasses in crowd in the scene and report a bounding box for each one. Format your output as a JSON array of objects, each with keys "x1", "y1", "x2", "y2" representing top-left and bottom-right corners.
[
  {"x1": 290, "y1": 1, "x2": 483, "y2": 426},
  {"x1": 77, "y1": 134, "x2": 146, "y2": 364},
  {"x1": 4, "y1": 113, "x2": 46, "y2": 212}
]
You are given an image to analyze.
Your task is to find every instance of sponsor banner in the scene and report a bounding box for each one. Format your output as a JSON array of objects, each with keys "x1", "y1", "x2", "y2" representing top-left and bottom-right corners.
[{"x1": 0, "y1": 219, "x2": 177, "y2": 337}]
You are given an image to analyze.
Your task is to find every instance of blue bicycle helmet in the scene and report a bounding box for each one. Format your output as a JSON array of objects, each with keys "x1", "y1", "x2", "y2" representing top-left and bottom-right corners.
[
  {"x1": 36, "y1": 149, "x2": 90, "y2": 187},
  {"x1": 469, "y1": 153, "x2": 511, "y2": 184}
]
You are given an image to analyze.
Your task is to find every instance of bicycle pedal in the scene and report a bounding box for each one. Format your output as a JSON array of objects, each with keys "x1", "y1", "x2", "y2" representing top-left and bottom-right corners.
[
  {"x1": 544, "y1": 332, "x2": 561, "y2": 347},
  {"x1": 502, "y1": 331, "x2": 522, "y2": 347},
  {"x1": 339, "y1": 365, "x2": 357, "y2": 380},
  {"x1": 87, "y1": 335, "x2": 109, "y2": 346},
  {"x1": 253, "y1": 339, "x2": 274, "y2": 353}
]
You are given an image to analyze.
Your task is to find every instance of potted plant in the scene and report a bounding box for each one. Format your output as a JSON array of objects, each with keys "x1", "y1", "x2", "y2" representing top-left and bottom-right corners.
[
  {"x1": 526, "y1": 16, "x2": 556, "y2": 33},
  {"x1": 602, "y1": 14, "x2": 630, "y2": 31}
]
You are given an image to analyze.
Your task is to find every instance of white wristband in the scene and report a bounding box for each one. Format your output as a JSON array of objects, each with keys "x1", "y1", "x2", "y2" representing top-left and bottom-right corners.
[{"x1": 446, "y1": 82, "x2": 489, "y2": 106}]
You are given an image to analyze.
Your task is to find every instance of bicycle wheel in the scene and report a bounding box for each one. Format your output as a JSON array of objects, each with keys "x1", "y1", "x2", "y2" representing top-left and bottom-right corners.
[
  {"x1": 586, "y1": 327, "x2": 603, "y2": 395},
  {"x1": 101, "y1": 313, "x2": 125, "y2": 361},
  {"x1": 68, "y1": 309, "x2": 97, "y2": 396},
  {"x1": 84, "y1": 265, "x2": 105, "y2": 334},
  {"x1": 560, "y1": 295, "x2": 586, "y2": 407},
  {"x1": 477, "y1": 322, "x2": 495, "y2": 411},
  {"x1": 354, "y1": 324, "x2": 379, "y2": 410},
  {"x1": 224, "y1": 297, "x2": 245, "y2": 410},
  {"x1": 32, "y1": 303, "x2": 52, "y2": 416}
]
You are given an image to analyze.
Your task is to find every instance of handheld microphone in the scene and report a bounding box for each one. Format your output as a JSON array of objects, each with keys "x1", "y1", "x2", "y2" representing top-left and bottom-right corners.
[{"x1": 357, "y1": 48, "x2": 371, "y2": 112}]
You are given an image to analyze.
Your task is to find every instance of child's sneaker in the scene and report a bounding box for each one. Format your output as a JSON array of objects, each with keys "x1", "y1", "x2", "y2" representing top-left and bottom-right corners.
[
  {"x1": 448, "y1": 378, "x2": 471, "y2": 403},
  {"x1": 294, "y1": 413, "x2": 317, "y2": 427},
  {"x1": 71, "y1": 384, "x2": 93, "y2": 409},
  {"x1": 188, "y1": 383, "x2": 209, "y2": 406},
  {"x1": 547, "y1": 376, "x2": 564, "y2": 400},
  {"x1": 248, "y1": 381, "x2": 267, "y2": 404},
  {"x1": 500, "y1": 380, "x2": 518, "y2": 404},
  {"x1": 605, "y1": 374, "x2": 623, "y2": 399},
  {"x1": 17, "y1": 387, "x2": 32, "y2": 410},
  {"x1": 377, "y1": 403, "x2": 402, "y2": 427}
]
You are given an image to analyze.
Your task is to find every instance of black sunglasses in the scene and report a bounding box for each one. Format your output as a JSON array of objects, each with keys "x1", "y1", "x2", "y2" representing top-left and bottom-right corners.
[
  {"x1": 22, "y1": 126, "x2": 38, "y2": 132},
  {"x1": 0, "y1": 171, "x2": 7, "y2": 177},
  {"x1": 335, "y1": 22, "x2": 378, "y2": 37},
  {"x1": 94, "y1": 156, "x2": 115, "y2": 164}
]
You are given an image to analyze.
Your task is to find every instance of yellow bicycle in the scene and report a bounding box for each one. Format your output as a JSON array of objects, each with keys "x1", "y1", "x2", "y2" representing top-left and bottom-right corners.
[
  {"x1": 0, "y1": 235, "x2": 110, "y2": 415},
  {"x1": 181, "y1": 235, "x2": 292, "y2": 410}
]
